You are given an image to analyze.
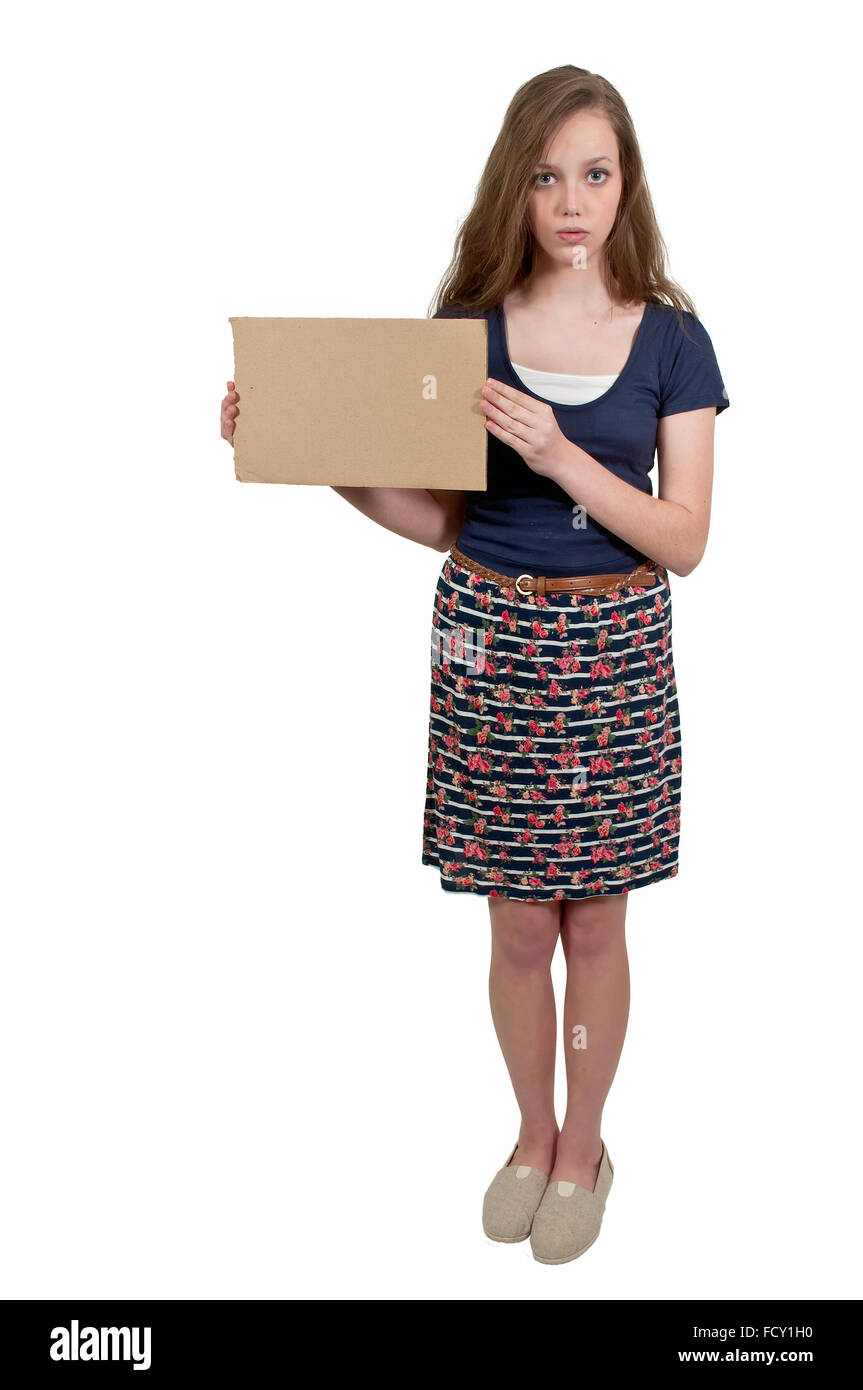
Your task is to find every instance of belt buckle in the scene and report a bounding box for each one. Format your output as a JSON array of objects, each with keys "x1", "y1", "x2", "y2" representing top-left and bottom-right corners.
[{"x1": 515, "y1": 573, "x2": 534, "y2": 596}]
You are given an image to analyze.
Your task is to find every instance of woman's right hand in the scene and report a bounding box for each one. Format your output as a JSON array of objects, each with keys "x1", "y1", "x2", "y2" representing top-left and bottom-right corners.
[{"x1": 221, "y1": 380, "x2": 239, "y2": 445}]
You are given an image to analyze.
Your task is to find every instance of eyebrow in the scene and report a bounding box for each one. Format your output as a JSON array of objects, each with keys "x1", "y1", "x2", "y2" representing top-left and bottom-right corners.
[{"x1": 534, "y1": 157, "x2": 614, "y2": 169}]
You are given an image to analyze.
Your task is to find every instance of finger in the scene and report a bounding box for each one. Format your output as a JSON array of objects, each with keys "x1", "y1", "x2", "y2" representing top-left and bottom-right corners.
[
  {"x1": 483, "y1": 385, "x2": 533, "y2": 427},
  {"x1": 485, "y1": 378, "x2": 537, "y2": 412},
  {"x1": 485, "y1": 417, "x2": 525, "y2": 450},
  {"x1": 484, "y1": 417, "x2": 521, "y2": 449},
  {"x1": 482, "y1": 397, "x2": 530, "y2": 442}
]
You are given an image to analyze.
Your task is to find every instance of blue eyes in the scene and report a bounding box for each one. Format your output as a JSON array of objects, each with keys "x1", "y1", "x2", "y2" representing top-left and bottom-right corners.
[{"x1": 534, "y1": 169, "x2": 609, "y2": 187}]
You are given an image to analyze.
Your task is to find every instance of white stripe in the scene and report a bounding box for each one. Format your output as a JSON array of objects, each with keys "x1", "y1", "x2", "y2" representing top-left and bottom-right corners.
[
  {"x1": 428, "y1": 692, "x2": 672, "y2": 728},
  {"x1": 426, "y1": 770, "x2": 683, "y2": 803},
  {"x1": 428, "y1": 708, "x2": 679, "y2": 753},
  {"x1": 425, "y1": 805, "x2": 680, "y2": 844},
  {"x1": 432, "y1": 609, "x2": 671, "y2": 643},
  {"x1": 426, "y1": 759, "x2": 682, "y2": 801},
  {"x1": 427, "y1": 841, "x2": 676, "y2": 867},
  {"x1": 427, "y1": 776, "x2": 681, "y2": 831}
]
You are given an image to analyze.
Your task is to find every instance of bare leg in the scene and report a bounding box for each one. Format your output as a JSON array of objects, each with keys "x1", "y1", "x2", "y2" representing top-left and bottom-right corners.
[
  {"x1": 550, "y1": 894, "x2": 630, "y2": 1190},
  {"x1": 487, "y1": 897, "x2": 563, "y2": 1175}
]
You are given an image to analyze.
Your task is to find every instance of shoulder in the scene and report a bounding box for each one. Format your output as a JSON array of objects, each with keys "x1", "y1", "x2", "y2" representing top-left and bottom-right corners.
[{"x1": 649, "y1": 301, "x2": 714, "y2": 349}]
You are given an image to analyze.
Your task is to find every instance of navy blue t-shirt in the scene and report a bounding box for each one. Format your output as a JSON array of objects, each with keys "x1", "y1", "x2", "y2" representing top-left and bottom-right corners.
[{"x1": 434, "y1": 299, "x2": 730, "y2": 575}]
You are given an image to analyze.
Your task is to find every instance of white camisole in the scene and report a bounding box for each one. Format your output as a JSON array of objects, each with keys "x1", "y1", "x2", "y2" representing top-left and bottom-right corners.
[{"x1": 510, "y1": 363, "x2": 618, "y2": 406}]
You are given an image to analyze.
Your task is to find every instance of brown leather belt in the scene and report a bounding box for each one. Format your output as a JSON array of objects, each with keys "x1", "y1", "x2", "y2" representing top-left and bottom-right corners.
[{"x1": 450, "y1": 543, "x2": 661, "y2": 598}]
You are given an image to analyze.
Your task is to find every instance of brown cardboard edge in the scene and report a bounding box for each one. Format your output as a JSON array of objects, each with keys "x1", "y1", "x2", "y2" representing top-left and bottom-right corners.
[{"x1": 228, "y1": 315, "x2": 487, "y2": 490}]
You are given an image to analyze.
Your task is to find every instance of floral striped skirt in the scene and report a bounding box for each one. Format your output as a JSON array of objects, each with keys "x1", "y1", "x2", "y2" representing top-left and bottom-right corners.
[{"x1": 421, "y1": 550, "x2": 682, "y2": 901}]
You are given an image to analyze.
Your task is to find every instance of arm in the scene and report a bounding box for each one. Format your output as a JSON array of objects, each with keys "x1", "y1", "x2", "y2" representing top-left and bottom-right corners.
[
  {"x1": 545, "y1": 407, "x2": 716, "y2": 578},
  {"x1": 330, "y1": 486, "x2": 469, "y2": 553}
]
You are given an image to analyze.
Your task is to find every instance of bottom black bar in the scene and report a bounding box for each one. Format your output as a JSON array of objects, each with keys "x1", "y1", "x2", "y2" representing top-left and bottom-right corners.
[{"x1": 0, "y1": 1299, "x2": 856, "y2": 1376}]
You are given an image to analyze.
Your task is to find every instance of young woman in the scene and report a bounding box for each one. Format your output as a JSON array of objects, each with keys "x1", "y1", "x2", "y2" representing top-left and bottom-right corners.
[{"x1": 221, "y1": 64, "x2": 730, "y2": 1266}]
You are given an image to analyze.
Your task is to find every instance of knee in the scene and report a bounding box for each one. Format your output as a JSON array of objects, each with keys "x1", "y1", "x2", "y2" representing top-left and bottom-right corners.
[
  {"x1": 561, "y1": 900, "x2": 625, "y2": 958},
  {"x1": 490, "y1": 904, "x2": 561, "y2": 971}
]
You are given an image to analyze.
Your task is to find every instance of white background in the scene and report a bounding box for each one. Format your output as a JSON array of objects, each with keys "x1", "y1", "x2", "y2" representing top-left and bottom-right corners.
[{"x1": 2, "y1": 0, "x2": 861, "y2": 1302}]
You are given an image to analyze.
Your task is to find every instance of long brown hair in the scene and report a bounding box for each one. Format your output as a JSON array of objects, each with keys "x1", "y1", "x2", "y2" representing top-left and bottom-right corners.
[{"x1": 429, "y1": 65, "x2": 698, "y2": 331}]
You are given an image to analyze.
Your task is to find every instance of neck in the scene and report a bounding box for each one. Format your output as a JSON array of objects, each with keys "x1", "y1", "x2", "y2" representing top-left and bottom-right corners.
[{"x1": 518, "y1": 256, "x2": 624, "y2": 316}]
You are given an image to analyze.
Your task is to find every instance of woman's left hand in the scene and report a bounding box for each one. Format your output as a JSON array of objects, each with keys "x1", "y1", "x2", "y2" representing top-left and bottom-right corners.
[{"x1": 480, "y1": 378, "x2": 570, "y2": 479}]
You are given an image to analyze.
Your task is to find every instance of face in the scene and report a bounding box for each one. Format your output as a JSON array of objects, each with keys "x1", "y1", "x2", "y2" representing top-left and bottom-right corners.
[{"x1": 527, "y1": 109, "x2": 623, "y2": 266}]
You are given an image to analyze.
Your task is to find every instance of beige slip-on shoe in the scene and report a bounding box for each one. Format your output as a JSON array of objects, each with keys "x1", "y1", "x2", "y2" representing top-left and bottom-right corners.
[
  {"x1": 482, "y1": 1142, "x2": 550, "y2": 1243},
  {"x1": 529, "y1": 1140, "x2": 614, "y2": 1264}
]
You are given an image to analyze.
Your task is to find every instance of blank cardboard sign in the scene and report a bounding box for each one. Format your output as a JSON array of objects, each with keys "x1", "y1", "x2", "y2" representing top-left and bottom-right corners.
[{"x1": 229, "y1": 317, "x2": 488, "y2": 488}]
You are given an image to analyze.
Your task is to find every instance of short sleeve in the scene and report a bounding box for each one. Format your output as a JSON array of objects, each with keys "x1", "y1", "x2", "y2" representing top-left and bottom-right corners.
[{"x1": 658, "y1": 311, "x2": 730, "y2": 418}]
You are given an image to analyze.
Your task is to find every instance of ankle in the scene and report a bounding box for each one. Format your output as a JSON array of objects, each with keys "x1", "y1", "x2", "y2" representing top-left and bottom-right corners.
[
  {"x1": 556, "y1": 1129, "x2": 602, "y2": 1159},
  {"x1": 518, "y1": 1121, "x2": 559, "y2": 1148}
]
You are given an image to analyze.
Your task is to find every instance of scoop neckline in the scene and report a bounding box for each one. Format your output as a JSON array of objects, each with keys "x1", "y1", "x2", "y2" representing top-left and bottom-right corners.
[
  {"x1": 496, "y1": 299, "x2": 653, "y2": 411},
  {"x1": 511, "y1": 362, "x2": 617, "y2": 382}
]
